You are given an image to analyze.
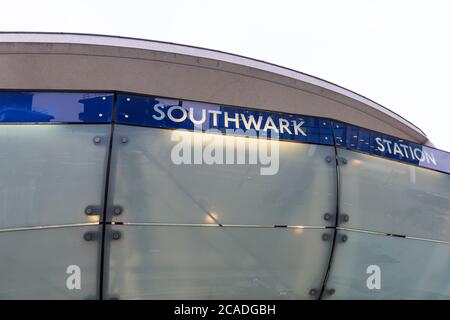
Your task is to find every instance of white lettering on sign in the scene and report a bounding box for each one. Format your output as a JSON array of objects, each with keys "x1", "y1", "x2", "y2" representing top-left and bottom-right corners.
[
  {"x1": 375, "y1": 137, "x2": 437, "y2": 165},
  {"x1": 151, "y1": 104, "x2": 307, "y2": 137}
]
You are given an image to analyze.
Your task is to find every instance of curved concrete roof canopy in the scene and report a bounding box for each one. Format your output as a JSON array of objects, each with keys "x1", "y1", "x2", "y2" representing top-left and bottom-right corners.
[{"x1": 0, "y1": 32, "x2": 432, "y2": 146}]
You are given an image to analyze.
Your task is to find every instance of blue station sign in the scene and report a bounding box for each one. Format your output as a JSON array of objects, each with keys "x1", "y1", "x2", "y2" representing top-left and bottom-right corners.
[{"x1": 0, "y1": 91, "x2": 448, "y2": 174}]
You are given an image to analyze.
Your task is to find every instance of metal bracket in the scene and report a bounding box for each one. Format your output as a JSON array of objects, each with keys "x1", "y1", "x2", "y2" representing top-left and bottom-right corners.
[
  {"x1": 92, "y1": 136, "x2": 102, "y2": 144},
  {"x1": 85, "y1": 205, "x2": 101, "y2": 216},
  {"x1": 321, "y1": 233, "x2": 331, "y2": 241},
  {"x1": 111, "y1": 230, "x2": 122, "y2": 241},
  {"x1": 324, "y1": 288, "x2": 336, "y2": 296},
  {"x1": 83, "y1": 231, "x2": 99, "y2": 241},
  {"x1": 309, "y1": 288, "x2": 319, "y2": 297},
  {"x1": 112, "y1": 205, "x2": 123, "y2": 216},
  {"x1": 336, "y1": 156, "x2": 348, "y2": 165},
  {"x1": 339, "y1": 213, "x2": 350, "y2": 224},
  {"x1": 323, "y1": 213, "x2": 335, "y2": 221}
]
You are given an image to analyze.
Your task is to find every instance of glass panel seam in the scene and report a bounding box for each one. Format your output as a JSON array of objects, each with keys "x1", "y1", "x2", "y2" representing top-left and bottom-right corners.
[
  {"x1": 112, "y1": 222, "x2": 328, "y2": 229},
  {"x1": 337, "y1": 226, "x2": 450, "y2": 244},
  {"x1": 0, "y1": 222, "x2": 100, "y2": 233}
]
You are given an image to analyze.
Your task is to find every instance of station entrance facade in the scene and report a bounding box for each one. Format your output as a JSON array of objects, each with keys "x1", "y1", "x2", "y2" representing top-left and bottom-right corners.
[{"x1": 1, "y1": 91, "x2": 449, "y2": 299}]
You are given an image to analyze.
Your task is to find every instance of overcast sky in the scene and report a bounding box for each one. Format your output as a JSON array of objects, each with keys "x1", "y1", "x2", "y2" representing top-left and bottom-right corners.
[{"x1": 1, "y1": 0, "x2": 449, "y2": 151}]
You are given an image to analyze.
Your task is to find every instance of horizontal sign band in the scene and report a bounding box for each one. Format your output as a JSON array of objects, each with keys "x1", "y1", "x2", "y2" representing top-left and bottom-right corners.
[{"x1": 0, "y1": 91, "x2": 448, "y2": 174}]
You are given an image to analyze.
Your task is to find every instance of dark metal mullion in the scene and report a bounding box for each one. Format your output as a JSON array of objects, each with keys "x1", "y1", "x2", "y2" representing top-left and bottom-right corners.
[
  {"x1": 318, "y1": 144, "x2": 341, "y2": 300},
  {"x1": 98, "y1": 93, "x2": 118, "y2": 300}
]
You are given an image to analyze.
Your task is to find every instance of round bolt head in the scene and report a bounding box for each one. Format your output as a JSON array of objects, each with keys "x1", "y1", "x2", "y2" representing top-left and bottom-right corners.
[
  {"x1": 341, "y1": 234, "x2": 348, "y2": 242},
  {"x1": 113, "y1": 207, "x2": 122, "y2": 215},
  {"x1": 342, "y1": 158, "x2": 348, "y2": 164},
  {"x1": 121, "y1": 137, "x2": 128, "y2": 143},
  {"x1": 328, "y1": 288, "x2": 336, "y2": 295},
  {"x1": 85, "y1": 207, "x2": 93, "y2": 215},
  {"x1": 112, "y1": 231, "x2": 121, "y2": 240},
  {"x1": 325, "y1": 156, "x2": 332, "y2": 163},
  {"x1": 324, "y1": 213, "x2": 332, "y2": 221},
  {"x1": 83, "y1": 232, "x2": 93, "y2": 241},
  {"x1": 322, "y1": 233, "x2": 330, "y2": 241},
  {"x1": 342, "y1": 214, "x2": 349, "y2": 222},
  {"x1": 309, "y1": 289, "x2": 317, "y2": 296},
  {"x1": 93, "y1": 136, "x2": 101, "y2": 144}
]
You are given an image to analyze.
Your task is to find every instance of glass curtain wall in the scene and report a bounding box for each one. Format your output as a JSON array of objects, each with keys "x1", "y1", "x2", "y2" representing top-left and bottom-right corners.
[{"x1": 0, "y1": 91, "x2": 449, "y2": 299}]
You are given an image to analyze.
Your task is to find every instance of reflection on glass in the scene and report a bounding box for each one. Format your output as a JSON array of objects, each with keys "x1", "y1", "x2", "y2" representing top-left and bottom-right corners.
[
  {"x1": 204, "y1": 213, "x2": 219, "y2": 224},
  {"x1": 0, "y1": 92, "x2": 113, "y2": 123}
]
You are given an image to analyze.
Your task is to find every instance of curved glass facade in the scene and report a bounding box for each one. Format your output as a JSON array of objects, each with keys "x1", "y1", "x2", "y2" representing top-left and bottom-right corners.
[{"x1": 0, "y1": 91, "x2": 449, "y2": 300}]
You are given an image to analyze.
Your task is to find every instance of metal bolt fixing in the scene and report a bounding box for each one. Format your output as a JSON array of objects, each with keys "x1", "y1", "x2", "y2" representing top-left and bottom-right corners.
[
  {"x1": 113, "y1": 206, "x2": 122, "y2": 215},
  {"x1": 83, "y1": 232, "x2": 94, "y2": 241},
  {"x1": 93, "y1": 136, "x2": 101, "y2": 144},
  {"x1": 112, "y1": 231, "x2": 121, "y2": 240}
]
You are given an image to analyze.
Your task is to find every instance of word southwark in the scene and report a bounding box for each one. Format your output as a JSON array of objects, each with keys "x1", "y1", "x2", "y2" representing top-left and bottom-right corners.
[{"x1": 152, "y1": 103, "x2": 307, "y2": 136}]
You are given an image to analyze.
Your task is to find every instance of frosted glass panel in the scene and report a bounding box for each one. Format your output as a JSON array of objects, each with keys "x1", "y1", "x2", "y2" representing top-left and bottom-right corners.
[
  {"x1": 0, "y1": 125, "x2": 110, "y2": 228},
  {"x1": 324, "y1": 230, "x2": 450, "y2": 299},
  {"x1": 338, "y1": 149, "x2": 450, "y2": 240},
  {"x1": 0, "y1": 225, "x2": 100, "y2": 299},
  {"x1": 104, "y1": 225, "x2": 332, "y2": 299},
  {"x1": 107, "y1": 125, "x2": 337, "y2": 226}
]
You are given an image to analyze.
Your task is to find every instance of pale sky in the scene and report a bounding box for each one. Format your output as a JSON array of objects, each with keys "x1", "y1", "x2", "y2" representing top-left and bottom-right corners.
[{"x1": 1, "y1": 0, "x2": 449, "y2": 151}]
